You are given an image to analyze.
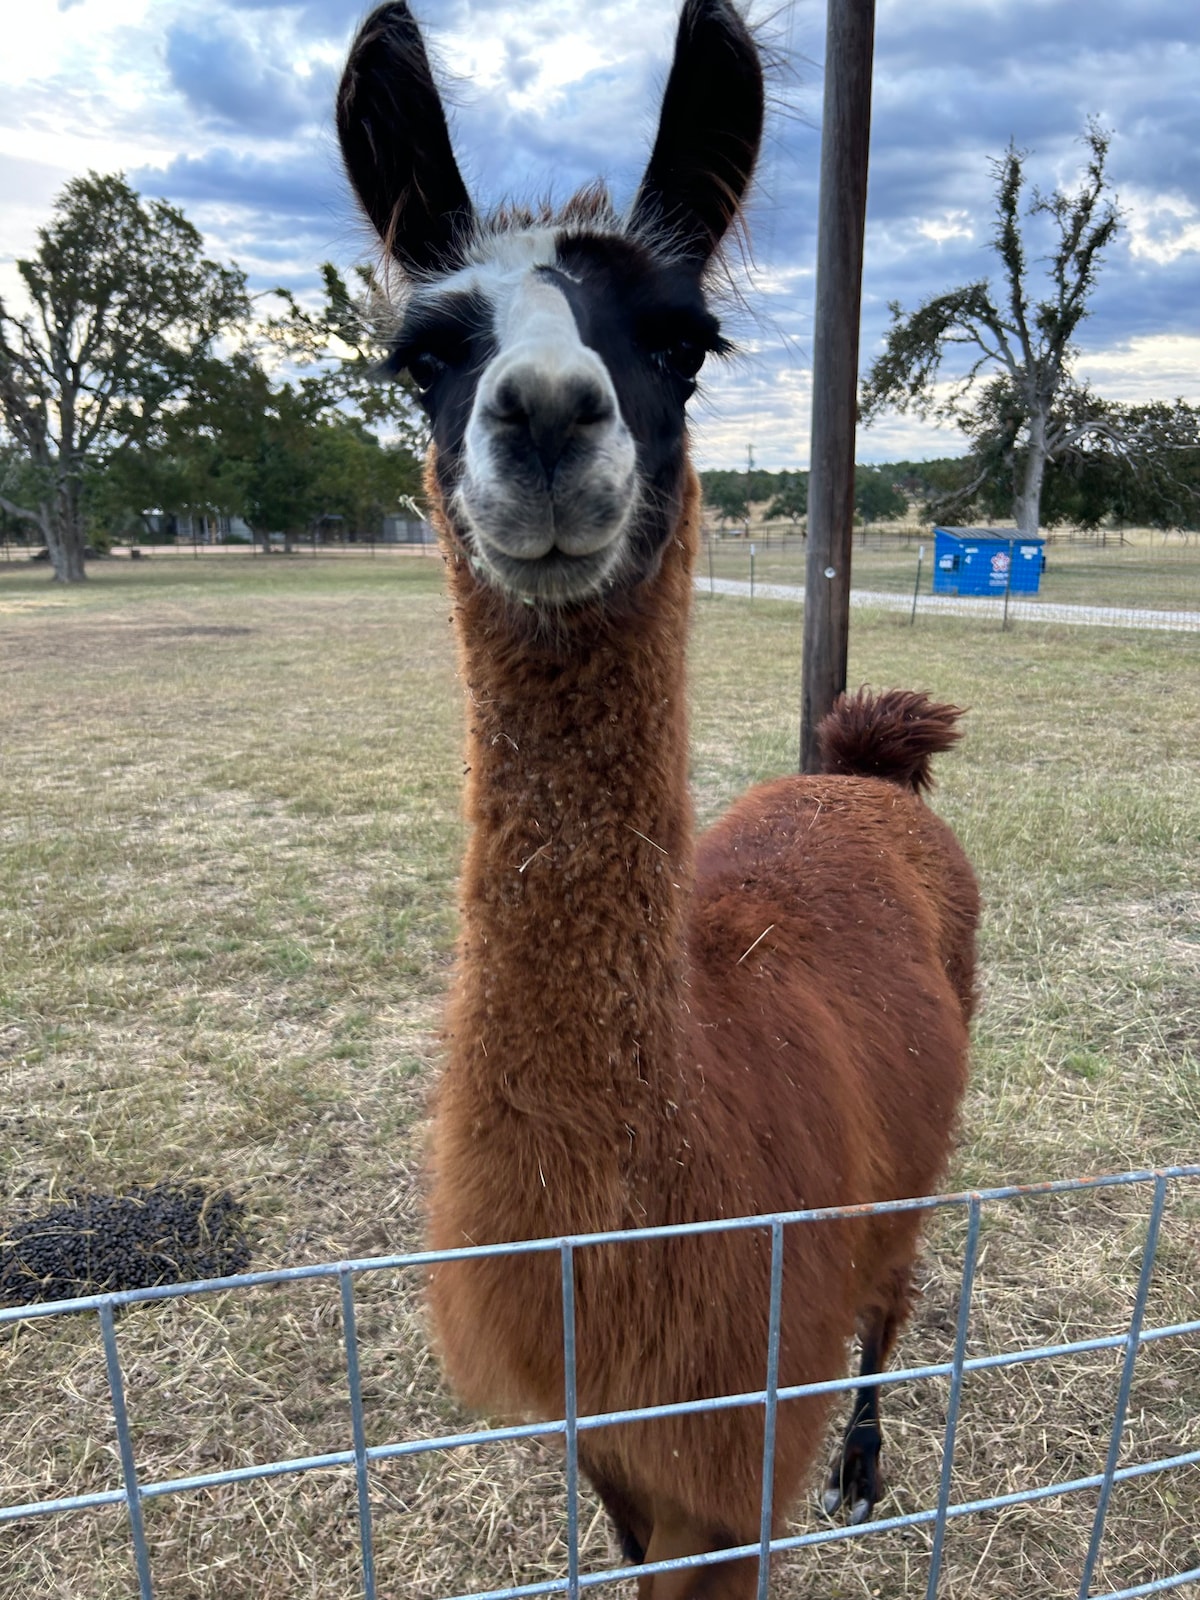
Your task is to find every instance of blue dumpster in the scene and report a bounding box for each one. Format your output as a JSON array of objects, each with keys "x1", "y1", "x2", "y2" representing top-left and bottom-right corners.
[{"x1": 932, "y1": 527, "x2": 1045, "y2": 596}]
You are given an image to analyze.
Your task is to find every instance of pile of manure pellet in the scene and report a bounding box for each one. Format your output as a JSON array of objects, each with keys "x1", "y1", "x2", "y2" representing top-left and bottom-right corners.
[{"x1": 0, "y1": 1182, "x2": 251, "y2": 1305}]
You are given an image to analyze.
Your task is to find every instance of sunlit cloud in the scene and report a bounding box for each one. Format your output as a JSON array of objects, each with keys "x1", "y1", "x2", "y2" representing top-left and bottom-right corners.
[
  {"x1": 1124, "y1": 189, "x2": 1200, "y2": 266},
  {"x1": 915, "y1": 211, "x2": 975, "y2": 246},
  {"x1": 1076, "y1": 334, "x2": 1200, "y2": 403}
]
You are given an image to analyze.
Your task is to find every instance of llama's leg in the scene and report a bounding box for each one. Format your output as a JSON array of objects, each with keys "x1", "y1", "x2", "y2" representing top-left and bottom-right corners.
[
  {"x1": 823, "y1": 1302, "x2": 903, "y2": 1525},
  {"x1": 637, "y1": 1513, "x2": 757, "y2": 1600},
  {"x1": 582, "y1": 1465, "x2": 651, "y2": 1567}
]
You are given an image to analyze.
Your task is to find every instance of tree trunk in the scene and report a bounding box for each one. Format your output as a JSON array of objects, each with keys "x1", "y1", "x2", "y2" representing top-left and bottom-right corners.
[
  {"x1": 1013, "y1": 406, "x2": 1048, "y2": 537},
  {"x1": 46, "y1": 526, "x2": 87, "y2": 581},
  {"x1": 43, "y1": 476, "x2": 88, "y2": 582}
]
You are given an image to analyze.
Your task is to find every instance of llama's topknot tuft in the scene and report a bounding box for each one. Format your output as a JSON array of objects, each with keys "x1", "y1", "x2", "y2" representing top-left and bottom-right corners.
[
  {"x1": 817, "y1": 687, "x2": 966, "y2": 796},
  {"x1": 478, "y1": 181, "x2": 618, "y2": 242}
]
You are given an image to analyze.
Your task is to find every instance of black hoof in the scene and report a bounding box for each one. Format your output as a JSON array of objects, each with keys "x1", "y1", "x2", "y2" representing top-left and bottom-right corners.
[{"x1": 822, "y1": 1425, "x2": 881, "y2": 1525}]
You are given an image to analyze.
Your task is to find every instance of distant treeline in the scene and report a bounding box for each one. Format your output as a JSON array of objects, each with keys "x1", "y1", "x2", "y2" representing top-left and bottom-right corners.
[
  {"x1": 700, "y1": 436, "x2": 1200, "y2": 533},
  {"x1": 699, "y1": 465, "x2": 913, "y2": 528}
]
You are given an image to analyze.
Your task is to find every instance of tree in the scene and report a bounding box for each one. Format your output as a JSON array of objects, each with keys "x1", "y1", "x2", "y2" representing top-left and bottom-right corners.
[
  {"x1": 920, "y1": 391, "x2": 1200, "y2": 535},
  {"x1": 853, "y1": 466, "x2": 907, "y2": 525},
  {"x1": 699, "y1": 471, "x2": 750, "y2": 527},
  {"x1": 1115, "y1": 400, "x2": 1200, "y2": 531},
  {"x1": 1, "y1": 446, "x2": 45, "y2": 544},
  {"x1": 0, "y1": 173, "x2": 248, "y2": 580},
  {"x1": 89, "y1": 351, "x2": 262, "y2": 543},
  {"x1": 267, "y1": 263, "x2": 426, "y2": 457},
  {"x1": 90, "y1": 347, "x2": 425, "y2": 549},
  {"x1": 307, "y1": 420, "x2": 423, "y2": 537},
  {"x1": 861, "y1": 122, "x2": 1120, "y2": 536},
  {"x1": 765, "y1": 473, "x2": 808, "y2": 526},
  {"x1": 1052, "y1": 398, "x2": 1200, "y2": 533}
]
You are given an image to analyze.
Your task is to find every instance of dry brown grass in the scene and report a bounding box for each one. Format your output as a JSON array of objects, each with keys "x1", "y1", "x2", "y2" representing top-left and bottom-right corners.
[{"x1": 1, "y1": 556, "x2": 1197, "y2": 1598}]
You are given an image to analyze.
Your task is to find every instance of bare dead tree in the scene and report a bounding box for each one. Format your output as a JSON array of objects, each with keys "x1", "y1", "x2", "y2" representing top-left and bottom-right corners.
[{"x1": 860, "y1": 121, "x2": 1120, "y2": 537}]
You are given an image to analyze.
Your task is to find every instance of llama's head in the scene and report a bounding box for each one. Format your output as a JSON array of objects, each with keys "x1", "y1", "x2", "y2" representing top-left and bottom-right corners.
[{"x1": 337, "y1": 0, "x2": 763, "y2": 608}]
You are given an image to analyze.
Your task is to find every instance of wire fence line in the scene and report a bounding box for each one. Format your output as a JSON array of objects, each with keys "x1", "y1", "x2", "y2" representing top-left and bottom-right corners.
[
  {"x1": 697, "y1": 533, "x2": 1200, "y2": 632},
  {"x1": 698, "y1": 575, "x2": 1200, "y2": 633},
  {"x1": 6, "y1": 529, "x2": 1198, "y2": 631},
  {"x1": 2, "y1": 1166, "x2": 1198, "y2": 1599}
]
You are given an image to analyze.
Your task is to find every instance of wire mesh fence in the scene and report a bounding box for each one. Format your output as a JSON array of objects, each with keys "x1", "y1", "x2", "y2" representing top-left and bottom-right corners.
[
  {"x1": 6, "y1": 527, "x2": 1198, "y2": 631},
  {"x1": 2, "y1": 1166, "x2": 1197, "y2": 1599},
  {"x1": 699, "y1": 532, "x2": 1200, "y2": 632}
]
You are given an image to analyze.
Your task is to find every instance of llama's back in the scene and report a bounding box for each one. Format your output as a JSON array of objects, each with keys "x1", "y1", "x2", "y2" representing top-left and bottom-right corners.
[
  {"x1": 688, "y1": 689, "x2": 979, "y2": 1211},
  {"x1": 603, "y1": 696, "x2": 981, "y2": 1535},
  {"x1": 816, "y1": 686, "x2": 978, "y2": 1024}
]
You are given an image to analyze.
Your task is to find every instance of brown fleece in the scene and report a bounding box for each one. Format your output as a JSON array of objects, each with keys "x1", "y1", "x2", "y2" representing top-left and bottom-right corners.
[{"x1": 423, "y1": 460, "x2": 979, "y2": 1595}]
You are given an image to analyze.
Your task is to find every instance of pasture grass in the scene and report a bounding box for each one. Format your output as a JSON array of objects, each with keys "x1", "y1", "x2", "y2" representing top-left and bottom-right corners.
[{"x1": 1, "y1": 554, "x2": 1197, "y2": 1599}]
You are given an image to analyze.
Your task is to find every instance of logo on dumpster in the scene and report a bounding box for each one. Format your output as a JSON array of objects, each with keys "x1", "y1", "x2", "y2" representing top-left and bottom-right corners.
[{"x1": 991, "y1": 551, "x2": 1010, "y2": 574}]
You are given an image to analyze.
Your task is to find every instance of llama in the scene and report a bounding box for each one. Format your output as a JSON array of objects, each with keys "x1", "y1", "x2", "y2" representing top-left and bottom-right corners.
[{"x1": 336, "y1": 4, "x2": 979, "y2": 1594}]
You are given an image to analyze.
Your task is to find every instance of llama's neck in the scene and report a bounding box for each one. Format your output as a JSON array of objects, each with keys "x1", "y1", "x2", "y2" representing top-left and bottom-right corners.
[{"x1": 437, "y1": 475, "x2": 700, "y2": 1215}]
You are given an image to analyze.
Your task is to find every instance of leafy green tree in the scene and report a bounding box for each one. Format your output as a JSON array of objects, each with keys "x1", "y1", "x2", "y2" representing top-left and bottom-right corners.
[
  {"x1": 853, "y1": 466, "x2": 907, "y2": 525},
  {"x1": 1064, "y1": 399, "x2": 1200, "y2": 532},
  {"x1": 920, "y1": 394, "x2": 1200, "y2": 534},
  {"x1": 89, "y1": 351, "x2": 263, "y2": 542},
  {"x1": 267, "y1": 263, "x2": 425, "y2": 457},
  {"x1": 308, "y1": 421, "x2": 423, "y2": 536},
  {"x1": 907, "y1": 457, "x2": 975, "y2": 507},
  {"x1": 0, "y1": 173, "x2": 248, "y2": 580},
  {"x1": 765, "y1": 473, "x2": 808, "y2": 525},
  {"x1": 90, "y1": 351, "x2": 425, "y2": 548},
  {"x1": 699, "y1": 471, "x2": 750, "y2": 526},
  {"x1": 861, "y1": 123, "x2": 1120, "y2": 537},
  {"x1": 1, "y1": 446, "x2": 46, "y2": 544}
]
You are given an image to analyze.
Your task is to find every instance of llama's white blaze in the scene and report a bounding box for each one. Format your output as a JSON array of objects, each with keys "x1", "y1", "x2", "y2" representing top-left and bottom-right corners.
[{"x1": 443, "y1": 231, "x2": 638, "y2": 601}]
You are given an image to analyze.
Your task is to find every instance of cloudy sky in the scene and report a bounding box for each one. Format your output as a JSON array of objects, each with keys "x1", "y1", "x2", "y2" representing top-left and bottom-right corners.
[{"x1": 2, "y1": 0, "x2": 1198, "y2": 469}]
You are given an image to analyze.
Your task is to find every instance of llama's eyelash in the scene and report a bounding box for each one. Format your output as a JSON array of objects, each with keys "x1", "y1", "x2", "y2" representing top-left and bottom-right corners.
[{"x1": 641, "y1": 314, "x2": 729, "y2": 359}]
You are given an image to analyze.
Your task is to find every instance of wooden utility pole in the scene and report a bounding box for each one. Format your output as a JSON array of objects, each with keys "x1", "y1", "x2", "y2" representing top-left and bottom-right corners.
[{"x1": 800, "y1": 0, "x2": 876, "y2": 772}]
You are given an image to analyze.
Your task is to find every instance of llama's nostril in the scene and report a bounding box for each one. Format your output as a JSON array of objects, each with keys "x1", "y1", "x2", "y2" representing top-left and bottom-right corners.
[
  {"x1": 490, "y1": 376, "x2": 527, "y2": 425},
  {"x1": 575, "y1": 388, "x2": 615, "y2": 427}
]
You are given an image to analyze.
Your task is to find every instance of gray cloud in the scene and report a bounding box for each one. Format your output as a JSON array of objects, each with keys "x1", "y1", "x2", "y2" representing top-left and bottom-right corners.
[
  {"x1": 164, "y1": 18, "x2": 325, "y2": 134},
  {"x1": 133, "y1": 143, "x2": 355, "y2": 252},
  {"x1": 503, "y1": 39, "x2": 539, "y2": 95}
]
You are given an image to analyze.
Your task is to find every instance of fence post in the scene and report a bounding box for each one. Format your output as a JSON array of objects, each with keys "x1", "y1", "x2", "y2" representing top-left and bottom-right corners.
[
  {"x1": 99, "y1": 1302, "x2": 155, "y2": 1600},
  {"x1": 1076, "y1": 1175, "x2": 1168, "y2": 1599},
  {"x1": 910, "y1": 544, "x2": 925, "y2": 625},
  {"x1": 339, "y1": 1270, "x2": 378, "y2": 1600},
  {"x1": 800, "y1": 0, "x2": 877, "y2": 771},
  {"x1": 756, "y1": 1220, "x2": 785, "y2": 1600},
  {"x1": 925, "y1": 1197, "x2": 981, "y2": 1598},
  {"x1": 1002, "y1": 539, "x2": 1014, "y2": 630},
  {"x1": 561, "y1": 1244, "x2": 581, "y2": 1600}
]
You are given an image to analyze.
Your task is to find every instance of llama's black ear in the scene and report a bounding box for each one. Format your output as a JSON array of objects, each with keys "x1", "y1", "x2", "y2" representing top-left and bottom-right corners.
[
  {"x1": 628, "y1": 0, "x2": 764, "y2": 266},
  {"x1": 337, "y1": 2, "x2": 476, "y2": 276}
]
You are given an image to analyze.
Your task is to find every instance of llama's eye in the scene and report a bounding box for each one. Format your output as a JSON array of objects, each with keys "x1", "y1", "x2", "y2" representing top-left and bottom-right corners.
[
  {"x1": 666, "y1": 340, "x2": 706, "y2": 380},
  {"x1": 652, "y1": 340, "x2": 706, "y2": 382},
  {"x1": 408, "y1": 351, "x2": 448, "y2": 394}
]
